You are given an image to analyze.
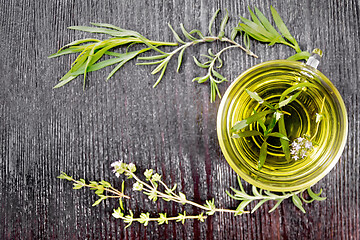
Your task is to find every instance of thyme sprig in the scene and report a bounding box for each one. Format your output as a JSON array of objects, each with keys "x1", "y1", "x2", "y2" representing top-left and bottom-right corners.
[
  {"x1": 59, "y1": 161, "x2": 326, "y2": 227},
  {"x1": 57, "y1": 172, "x2": 129, "y2": 206}
]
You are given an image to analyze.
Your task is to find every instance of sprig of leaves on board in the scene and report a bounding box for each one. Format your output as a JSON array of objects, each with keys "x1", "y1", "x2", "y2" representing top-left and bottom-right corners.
[
  {"x1": 49, "y1": 6, "x2": 310, "y2": 102},
  {"x1": 58, "y1": 161, "x2": 326, "y2": 227},
  {"x1": 233, "y1": 6, "x2": 311, "y2": 61},
  {"x1": 227, "y1": 176, "x2": 326, "y2": 213}
]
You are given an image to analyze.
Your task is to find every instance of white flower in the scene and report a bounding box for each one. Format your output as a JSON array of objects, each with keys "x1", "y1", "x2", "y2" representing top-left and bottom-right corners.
[
  {"x1": 294, "y1": 144, "x2": 302, "y2": 151},
  {"x1": 127, "y1": 163, "x2": 136, "y2": 173},
  {"x1": 297, "y1": 137, "x2": 304, "y2": 142},
  {"x1": 291, "y1": 141, "x2": 298, "y2": 148},
  {"x1": 290, "y1": 149, "x2": 297, "y2": 155},
  {"x1": 304, "y1": 141, "x2": 313, "y2": 149},
  {"x1": 292, "y1": 155, "x2": 299, "y2": 161},
  {"x1": 144, "y1": 169, "x2": 153, "y2": 180},
  {"x1": 152, "y1": 173, "x2": 162, "y2": 182},
  {"x1": 133, "y1": 182, "x2": 143, "y2": 191},
  {"x1": 111, "y1": 161, "x2": 122, "y2": 168}
]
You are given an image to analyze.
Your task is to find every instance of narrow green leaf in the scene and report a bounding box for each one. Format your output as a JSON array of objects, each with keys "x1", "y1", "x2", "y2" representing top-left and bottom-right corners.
[
  {"x1": 254, "y1": 7, "x2": 282, "y2": 38},
  {"x1": 231, "y1": 110, "x2": 274, "y2": 132},
  {"x1": 251, "y1": 199, "x2": 268, "y2": 213},
  {"x1": 237, "y1": 175, "x2": 246, "y2": 193},
  {"x1": 264, "y1": 114, "x2": 277, "y2": 136},
  {"x1": 248, "y1": 6, "x2": 262, "y2": 26},
  {"x1": 232, "y1": 130, "x2": 262, "y2": 138},
  {"x1": 90, "y1": 22, "x2": 125, "y2": 32},
  {"x1": 258, "y1": 141, "x2": 268, "y2": 169},
  {"x1": 168, "y1": 23, "x2": 186, "y2": 44},
  {"x1": 240, "y1": 16, "x2": 274, "y2": 39},
  {"x1": 287, "y1": 51, "x2": 312, "y2": 61},
  {"x1": 211, "y1": 69, "x2": 226, "y2": 82},
  {"x1": 218, "y1": 9, "x2": 229, "y2": 39},
  {"x1": 279, "y1": 117, "x2": 290, "y2": 160},
  {"x1": 192, "y1": 75, "x2": 210, "y2": 83},
  {"x1": 280, "y1": 82, "x2": 317, "y2": 102},
  {"x1": 300, "y1": 191, "x2": 315, "y2": 203},
  {"x1": 268, "y1": 199, "x2": 284, "y2": 213},
  {"x1": 193, "y1": 56, "x2": 209, "y2": 68},
  {"x1": 48, "y1": 46, "x2": 89, "y2": 58},
  {"x1": 292, "y1": 194, "x2": 306, "y2": 213},
  {"x1": 278, "y1": 91, "x2": 302, "y2": 108},
  {"x1": 68, "y1": 26, "x2": 126, "y2": 37},
  {"x1": 137, "y1": 55, "x2": 168, "y2": 61},
  {"x1": 53, "y1": 76, "x2": 77, "y2": 88},
  {"x1": 231, "y1": 120, "x2": 247, "y2": 132},
  {"x1": 209, "y1": 9, "x2": 221, "y2": 36},
  {"x1": 226, "y1": 189, "x2": 243, "y2": 201},
  {"x1": 267, "y1": 132, "x2": 290, "y2": 141},
  {"x1": 106, "y1": 48, "x2": 149, "y2": 80},
  {"x1": 252, "y1": 185, "x2": 261, "y2": 197},
  {"x1": 245, "y1": 89, "x2": 264, "y2": 103},
  {"x1": 152, "y1": 61, "x2": 168, "y2": 87},
  {"x1": 230, "y1": 28, "x2": 238, "y2": 41},
  {"x1": 180, "y1": 23, "x2": 197, "y2": 41},
  {"x1": 92, "y1": 198, "x2": 103, "y2": 206},
  {"x1": 151, "y1": 59, "x2": 168, "y2": 75},
  {"x1": 73, "y1": 183, "x2": 83, "y2": 189},
  {"x1": 177, "y1": 47, "x2": 186, "y2": 72},
  {"x1": 56, "y1": 38, "x2": 101, "y2": 52},
  {"x1": 236, "y1": 200, "x2": 252, "y2": 212},
  {"x1": 238, "y1": 24, "x2": 269, "y2": 42},
  {"x1": 307, "y1": 188, "x2": 326, "y2": 201},
  {"x1": 136, "y1": 60, "x2": 165, "y2": 66},
  {"x1": 270, "y1": 6, "x2": 298, "y2": 47},
  {"x1": 189, "y1": 29, "x2": 205, "y2": 39}
]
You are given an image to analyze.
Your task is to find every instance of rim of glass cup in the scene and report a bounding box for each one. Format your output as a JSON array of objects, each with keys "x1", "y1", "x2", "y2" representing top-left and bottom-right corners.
[{"x1": 217, "y1": 60, "x2": 348, "y2": 191}]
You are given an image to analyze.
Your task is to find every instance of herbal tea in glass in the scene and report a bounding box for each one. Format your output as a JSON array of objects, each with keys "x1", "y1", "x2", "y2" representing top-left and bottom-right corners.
[{"x1": 217, "y1": 59, "x2": 347, "y2": 192}]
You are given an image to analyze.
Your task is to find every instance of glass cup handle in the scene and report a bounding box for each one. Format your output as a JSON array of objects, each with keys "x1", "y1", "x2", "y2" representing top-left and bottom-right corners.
[{"x1": 306, "y1": 48, "x2": 323, "y2": 69}]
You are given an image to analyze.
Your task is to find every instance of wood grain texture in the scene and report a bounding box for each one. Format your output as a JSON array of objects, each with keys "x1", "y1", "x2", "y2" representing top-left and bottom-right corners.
[{"x1": 0, "y1": 0, "x2": 359, "y2": 239}]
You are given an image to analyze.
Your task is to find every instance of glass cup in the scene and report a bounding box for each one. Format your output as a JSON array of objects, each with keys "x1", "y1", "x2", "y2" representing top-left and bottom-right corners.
[{"x1": 217, "y1": 56, "x2": 348, "y2": 191}]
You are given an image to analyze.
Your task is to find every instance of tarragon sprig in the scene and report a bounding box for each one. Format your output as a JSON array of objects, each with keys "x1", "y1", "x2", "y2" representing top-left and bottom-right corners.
[
  {"x1": 137, "y1": 9, "x2": 257, "y2": 102},
  {"x1": 48, "y1": 23, "x2": 178, "y2": 89},
  {"x1": 233, "y1": 6, "x2": 311, "y2": 61}
]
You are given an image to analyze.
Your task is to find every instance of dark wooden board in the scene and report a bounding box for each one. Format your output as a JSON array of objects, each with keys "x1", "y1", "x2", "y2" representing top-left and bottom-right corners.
[{"x1": 1, "y1": 0, "x2": 359, "y2": 239}]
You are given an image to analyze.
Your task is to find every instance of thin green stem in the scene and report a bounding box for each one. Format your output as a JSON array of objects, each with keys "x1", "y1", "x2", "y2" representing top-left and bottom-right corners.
[
  {"x1": 73, "y1": 179, "x2": 130, "y2": 199},
  {"x1": 126, "y1": 169, "x2": 248, "y2": 214}
]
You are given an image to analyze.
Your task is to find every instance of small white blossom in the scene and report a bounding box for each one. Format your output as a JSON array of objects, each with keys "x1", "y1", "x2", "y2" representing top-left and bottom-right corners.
[
  {"x1": 144, "y1": 169, "x2": 153, "y2": 180},
  {"x1": 304, "y1": 141, "x2": 313, "y2": 149},
  {"x1": 152, "y1": 173, "x2": 162, "y2": 182},
  {"x1": 290, "y1": 136, "x2": 314, "y2": 161},
  {"x1": 294, "y1": 144, "x2": 302, "y2": 151},
  {"x1": 127, "y1": 163, "x2": 136, "y2": 173},
  {"x1": 133, "y1": 182, "x2": 143, "y2": 191}
]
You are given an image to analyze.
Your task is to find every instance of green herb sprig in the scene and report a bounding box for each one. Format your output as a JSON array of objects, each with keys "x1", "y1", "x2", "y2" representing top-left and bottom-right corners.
[
  {"x1": 234, "y1": 6, "x2": 311, "y2": 61},
  {"x1": 49, "y1": 6, "x2": 309, "y2": 102},
  {"x1": 227, "y1": 176, "x2": 326, "y2": 213},
  {"x1": 59, "y1": 161, "x2": 326, "y2": 227}
]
